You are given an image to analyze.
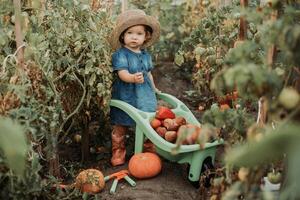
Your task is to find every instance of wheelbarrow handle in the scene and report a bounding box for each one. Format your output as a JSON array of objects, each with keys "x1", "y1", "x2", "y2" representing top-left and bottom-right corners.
[
  {"x1": 104, "y1": 175, "x2": 110, "y2": 182},
  {"x1": 110, "y1": 179, "x2": 118, "y2": 194},
  {"x1": 124, "y1": 175, "x2": 136, "y2": 187}
]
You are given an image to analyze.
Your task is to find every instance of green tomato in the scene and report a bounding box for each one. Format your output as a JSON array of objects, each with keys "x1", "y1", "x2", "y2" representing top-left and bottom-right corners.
[
  {"x1": 238, "y1": 167, "x2": 249, "y2": 182},
  {"x1": 202, "y1": 0, "x2": 210, "y2": 7},
  {"x1": 278, "y1": 88, "x2": 300, "y2": 109},
  {"x1": 194, "y1": 47, "x2": 206, "y2": 56},
  {"x1": 90, "y1": 147, "x2": 96, "y2": 154},
  {"x1": 74, "y1": 134, "x2": 81, "y2": 143},
  {"x1": 215, "y1": 58, "x2": 223, "y2": 65},
  {"x1": 254, "y1": 32, "x2": 261, "y2": 43},
  {"x1": 267, "y1": 172, "x2": 282, "y2": 184}
]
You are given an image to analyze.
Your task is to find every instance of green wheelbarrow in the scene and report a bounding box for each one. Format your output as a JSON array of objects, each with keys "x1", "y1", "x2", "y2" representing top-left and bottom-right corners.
[{"x1": 110, "y1": 92, "x2": 223, "y2": 183}]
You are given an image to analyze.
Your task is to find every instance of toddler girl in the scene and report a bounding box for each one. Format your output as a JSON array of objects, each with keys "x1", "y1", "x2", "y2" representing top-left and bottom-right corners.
[{"x1": 110, "y1": 9, "x2": 160, "y2": 166}]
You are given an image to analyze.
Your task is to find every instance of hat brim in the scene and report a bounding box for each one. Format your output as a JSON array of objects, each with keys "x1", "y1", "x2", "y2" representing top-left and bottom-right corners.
[{"x1": 111, "y1": 15, "x2": 160, "y2": 50}]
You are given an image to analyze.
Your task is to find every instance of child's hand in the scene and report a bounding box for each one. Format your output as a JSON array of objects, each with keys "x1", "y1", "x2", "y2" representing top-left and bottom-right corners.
[
  {"x1": 154, "y1": 88, "x2": 161, "y2": 93},
  {"x1": 133, "y1": 72, "x2": 144, "y2": 83}
]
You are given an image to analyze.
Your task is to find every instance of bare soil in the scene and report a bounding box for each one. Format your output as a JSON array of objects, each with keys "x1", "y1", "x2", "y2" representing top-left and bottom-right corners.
[
  {"x1": 152, "y1": 62, "x2": 203, "y2": 119},
  {"x1": 98, "y1": 162, "x2": 200, "y2": 200}
]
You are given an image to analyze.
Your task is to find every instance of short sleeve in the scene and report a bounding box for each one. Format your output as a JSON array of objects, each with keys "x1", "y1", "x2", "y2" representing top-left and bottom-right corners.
[
  {"x1": 112, "y1": 51, "x2": 128, "y2": 71},
  {"x1": 146, "y1": 53, "x2": 154, "y2": 72}
]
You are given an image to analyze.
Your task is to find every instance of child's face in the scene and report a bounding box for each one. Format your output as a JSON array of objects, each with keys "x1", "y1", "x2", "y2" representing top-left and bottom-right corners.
[{"x1": 123, "y1": 25, "x2": 146, "y2": 50}]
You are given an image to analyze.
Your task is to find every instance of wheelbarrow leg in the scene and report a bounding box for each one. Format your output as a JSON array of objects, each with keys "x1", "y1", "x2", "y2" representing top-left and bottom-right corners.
[
  {"x1": 188, "y1": 151, "x2": 206, "y2": 182},
  {"x1": 134, "y1": 125, "x2": 144, "y2": 154},
  {"x1": 188, "y1": 147, "x2": 217, "y2": 182}
]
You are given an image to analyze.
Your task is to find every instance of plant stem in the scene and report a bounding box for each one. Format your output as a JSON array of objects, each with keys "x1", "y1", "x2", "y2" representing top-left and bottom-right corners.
[{"x1": 58, "y1": 71, "x2": 86, "y2": 143}]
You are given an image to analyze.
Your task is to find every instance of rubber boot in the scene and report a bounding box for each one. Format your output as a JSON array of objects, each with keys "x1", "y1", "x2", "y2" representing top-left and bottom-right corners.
[
  {"x1": 111, "y1": 125, "x2": 127, "y2": 166},
  {"x1": 143, "y1": 139, "x2": 156, "y2": 153}
]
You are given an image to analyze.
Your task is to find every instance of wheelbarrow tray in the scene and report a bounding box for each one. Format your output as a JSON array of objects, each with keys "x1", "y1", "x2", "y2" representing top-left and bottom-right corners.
[{"x1": 110, "y1": 92, "x2": 223, "y2": 182}]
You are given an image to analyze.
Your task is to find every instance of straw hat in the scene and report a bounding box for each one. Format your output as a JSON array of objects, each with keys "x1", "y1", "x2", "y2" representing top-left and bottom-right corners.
[{"x1": 111, "y1": 9, "x2": 160, "y2": 50}]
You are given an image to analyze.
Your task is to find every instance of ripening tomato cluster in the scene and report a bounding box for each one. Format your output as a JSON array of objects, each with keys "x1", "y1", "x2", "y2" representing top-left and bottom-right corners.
[
  {"x1": 150, "y1": 106, "x2": 201, "y2": 144},
  {"x1": 217, "y1": 90, "x2": 239, "y2": 111}
]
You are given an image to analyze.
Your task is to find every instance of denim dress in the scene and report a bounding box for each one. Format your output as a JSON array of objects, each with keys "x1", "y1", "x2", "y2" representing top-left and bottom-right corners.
[{"x1": 110, "y1": 47, "x2": 157, "y2": 126}]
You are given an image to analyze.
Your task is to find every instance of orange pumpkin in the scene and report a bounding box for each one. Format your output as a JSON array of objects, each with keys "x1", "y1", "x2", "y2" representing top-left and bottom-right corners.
[
  {"x1": 128, "y1": 152, "x2": 162, "y2": 179},
  {"x1": 75, "y1": 169, "x2": 105, "y2": 194}
]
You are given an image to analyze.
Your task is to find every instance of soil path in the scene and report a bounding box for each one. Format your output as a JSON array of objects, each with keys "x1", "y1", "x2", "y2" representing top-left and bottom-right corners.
[
  {"x1": 152, "y1": 62, "x2": 200, "y2": 114},
  {"x1": 97, "y1": 62, "x2": 206, "y2": 200},
  {"x1": 98, "y1": 162, "x2": 200, "y2": 200}
]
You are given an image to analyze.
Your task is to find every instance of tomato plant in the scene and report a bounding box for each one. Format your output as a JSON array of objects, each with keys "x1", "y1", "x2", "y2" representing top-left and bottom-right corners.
[
  {"x1": 0, "y1": 0, "x2": 113, "y2": 198},
  {"x1": 0, "y1": 0, "x2": 299, "y2": 199}
]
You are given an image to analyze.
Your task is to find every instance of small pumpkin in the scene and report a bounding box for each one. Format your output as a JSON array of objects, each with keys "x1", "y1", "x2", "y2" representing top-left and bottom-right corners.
[
  {"x1": 75, "y1": 169, "x2": 105, "y2": 194},
  {"x1": 128, "y1": 152, "x2": 162, "y2": 179}
]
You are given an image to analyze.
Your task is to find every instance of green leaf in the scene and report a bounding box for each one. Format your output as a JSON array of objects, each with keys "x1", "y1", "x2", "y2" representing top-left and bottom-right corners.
[
  {"x1": 194, "y1": 46, "x2": 206, "y2": 56},
  {"x1": 280, "y1": 147, "x2": 300, "y2": 200},
  {"x1": 0, "y1": 117, "x2": 28, "y2": 176},
  {"x1": 32, "y1": 0, "x2": 41, "y2": 9},
  {"x1": 174, "y1": 52, "x2": 184, "y2": 66},
  {"x1": 66, "y1": 28, "x2": 73, "y2": 36},
  {"x1": 225, "y1": 123, "x2": 300, "y2": 167},
  {"x1": 89, "y1": 73, "x2": 96, "y2": 86}
]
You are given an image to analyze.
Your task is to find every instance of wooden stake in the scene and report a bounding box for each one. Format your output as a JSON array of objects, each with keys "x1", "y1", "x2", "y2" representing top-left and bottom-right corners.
[
  {"x1": 122, "y1": 0, "x2": 128, "y2": 13},
  {"x1": 49, "y1": 154, "x2": 61, "y2": 178},
  {"x1": 257, "y1": 97, "x2": 268, "y2": 126},
  {"x1": 81, "y1": 115, "x2": 90, "y2": 162},
  {"x1": 267, "y1": 10, "x2": 278, "y2": 68},
  {"x1": 239, "y1": 0, "x2": 248, "y2": 41},
  {"x1": 224, "y1": 0, "x2": 232, "y2": 6},
  {"x1": 107, "y1": 0, "x2": 114, "y2": 16},
  {"x1": 91, "y1": 0, "x2": 101, "y2": 11},
  {"x1": 13, "y1": 0, "x2": 25, "y2": 69}
]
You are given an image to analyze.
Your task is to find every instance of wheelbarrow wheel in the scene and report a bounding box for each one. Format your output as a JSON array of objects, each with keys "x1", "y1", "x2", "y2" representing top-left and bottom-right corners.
[{"x1": 187, "y1": 160, "x2": 215, "y2": 188}]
